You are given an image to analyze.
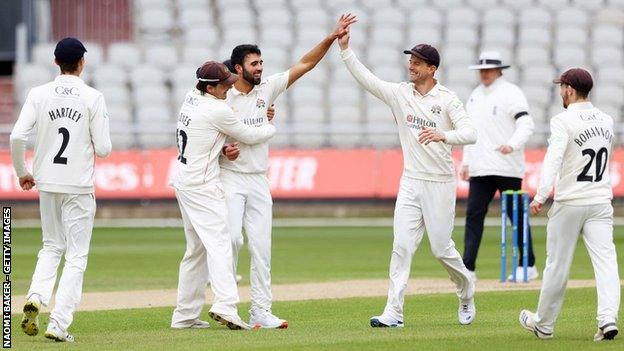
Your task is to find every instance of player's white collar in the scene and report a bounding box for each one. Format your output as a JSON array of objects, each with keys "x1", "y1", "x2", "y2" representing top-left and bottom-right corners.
[
  {"x1": 55, "y1": 74, "x2": 84, "y2": 84},
  {"x1": 412, "y1": 79, "x2": 440, "y2": 97},
  {"x1": 566, "y1": 101, "x2": 593, "y2": 111}
]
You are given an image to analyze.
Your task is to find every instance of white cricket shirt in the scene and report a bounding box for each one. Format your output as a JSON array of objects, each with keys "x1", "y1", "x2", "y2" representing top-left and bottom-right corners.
[
  {"x1": 10, "y1": 75, "x2": 112, "y2": 194},
  {"x1": 462, "y1": 77, "x2": 535, "y2": 178},
  {"x1": 341, "y1": 48, "x2": 477, "y2": 182},
  {"x1": 535, "y1": 102, "x2": 614, "y2": 205},
  {"x1": 172, "y1": 89, "x2": 276, "y2": 190},
  {"x1": 219, "y1": 70, "x2": 289, "y2": 174}
]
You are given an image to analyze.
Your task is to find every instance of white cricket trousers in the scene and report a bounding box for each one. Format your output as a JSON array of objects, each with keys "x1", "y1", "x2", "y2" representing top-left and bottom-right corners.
[
  {"x1": 535, "y1": 202, "x2": 620, "y2": 333},
  {"x1": 171, "y1": 185, "x2": 240, "y2": 326},
  {"x1": 27, "y1": 191, "x2": 96, "y2": 332},
  {"x1": 383, "y1": 177, "x2": 475, "y2": 321},
  {"x1": 220, "y1": 169, "x2": 273, "y2": 313}
]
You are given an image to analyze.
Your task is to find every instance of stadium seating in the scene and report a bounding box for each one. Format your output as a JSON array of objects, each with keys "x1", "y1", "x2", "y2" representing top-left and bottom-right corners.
[{"x1": 11, "y1": 0, "x2": 624, "y2": 148}]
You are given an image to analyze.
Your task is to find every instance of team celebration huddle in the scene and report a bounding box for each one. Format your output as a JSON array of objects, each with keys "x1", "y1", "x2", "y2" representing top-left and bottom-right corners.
[{"x1": 10, "y1": 10, "x2": 620, "y2": 345}]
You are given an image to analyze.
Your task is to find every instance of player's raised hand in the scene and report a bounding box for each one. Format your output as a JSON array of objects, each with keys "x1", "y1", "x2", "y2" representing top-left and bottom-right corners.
[
  {"x1": 19, "y1": 173, "x2": 35, "y2": 191},
  {"x1": 223, "y1": 142, "x2": 240, "y2": 161},
  {"x1": 529, "y1": 200, "x2": 542, "y2": 215},
  {"x1": 267, "y1": 104, "x2": 276, "y2": 122},
  {"x1": 331, "y1": 13, "x2": 357, "y2": 40},
  {"x1": 418, "y1": 126, "x2": 446, "y2": 145}
]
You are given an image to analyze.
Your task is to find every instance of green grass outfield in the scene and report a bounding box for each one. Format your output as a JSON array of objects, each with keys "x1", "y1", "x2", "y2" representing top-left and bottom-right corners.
[
  {"x1": 10, "y1": 226, "x2": 624, "y2": 293},
  {"x1": 10, "y1": 289, "x2": 622, "y2": 350},
  {"x1": 9, "y1": 225, "x2": 624, "y2": 350}
]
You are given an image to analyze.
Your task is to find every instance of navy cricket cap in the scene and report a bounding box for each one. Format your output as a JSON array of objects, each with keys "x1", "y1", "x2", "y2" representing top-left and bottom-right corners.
[
  {"x1": 54, "y1": 37, "x2": 87, "y2": 63},
  {"x1": 403, "y1": 44, "x2": 440, "y2": 67}
]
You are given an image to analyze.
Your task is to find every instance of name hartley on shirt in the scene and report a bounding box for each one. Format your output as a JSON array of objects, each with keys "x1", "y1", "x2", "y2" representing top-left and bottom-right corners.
[{"x1": 48, "y1": 107, "x2": 83, "y2": 123}]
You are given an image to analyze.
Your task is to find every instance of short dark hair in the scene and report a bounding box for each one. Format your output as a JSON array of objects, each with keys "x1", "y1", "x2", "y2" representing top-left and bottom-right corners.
[
  {"x1": 230, "y1": 44, "x2": 261, "y2": 70},
  {"x1": 567, "y1": 84, "x2": 590, "y2": 99},
  {"x1": 56, "y1": 58, "x2": 81, "y2": 74},
  {"x1": 222, "y1": 59, "x2": 236, "y2": 73}
]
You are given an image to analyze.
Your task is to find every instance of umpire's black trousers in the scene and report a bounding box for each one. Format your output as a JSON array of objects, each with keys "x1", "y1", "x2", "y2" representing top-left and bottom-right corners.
[{"x1": 462, "y1": 175, "x2": 536, "y2": 272}]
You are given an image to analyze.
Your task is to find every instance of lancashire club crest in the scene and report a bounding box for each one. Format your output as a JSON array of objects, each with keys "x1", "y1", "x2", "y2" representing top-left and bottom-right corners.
[{"x1": 256, "y1": 98, "x2": 266, "y2": 108}]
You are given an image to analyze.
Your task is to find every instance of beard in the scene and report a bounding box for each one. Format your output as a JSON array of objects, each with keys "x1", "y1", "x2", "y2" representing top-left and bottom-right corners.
[{"x1": 243, "y1": 68, "x2": 261, "y2": 85}]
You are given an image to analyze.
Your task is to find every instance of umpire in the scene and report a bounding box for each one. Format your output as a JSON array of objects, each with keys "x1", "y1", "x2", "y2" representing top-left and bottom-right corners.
[{"x1": 460, "y1": 51, "x2": 538, "y2": 281}]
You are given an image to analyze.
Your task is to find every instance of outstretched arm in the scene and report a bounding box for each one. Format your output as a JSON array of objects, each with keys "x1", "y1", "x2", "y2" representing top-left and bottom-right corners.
[
  {"x1": 287, "y1": 13, "x2": 357, "y2": 88},
  {"x1": 338, "y1": 28, "x2": 397, "y2": 105}
]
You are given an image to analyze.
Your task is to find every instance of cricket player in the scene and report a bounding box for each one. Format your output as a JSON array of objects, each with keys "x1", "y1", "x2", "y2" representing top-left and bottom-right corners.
[
  {"x1": 170, "y1": 61, "x2": 277, "y2": 330},
  {"x1": 11, "y1": 37, "x2": 112, "y2": 342},
  {"x1": 520, "y1": 68, "x2": 620, "y2": 341},
  {"x1": 218, "y1": 13, "x2": 356, "y2": 329},
  {"x1": 338, "y1": 28, "x2": 477, "y2": 327},
  {"x1": 461, "y1": 51, "x2": 537, "y2": 282}
]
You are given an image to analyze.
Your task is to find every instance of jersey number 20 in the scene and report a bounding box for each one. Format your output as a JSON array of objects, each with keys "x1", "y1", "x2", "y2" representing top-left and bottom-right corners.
[{"x1": 577, "y1": 147, "x2": 608, "y2": 182}]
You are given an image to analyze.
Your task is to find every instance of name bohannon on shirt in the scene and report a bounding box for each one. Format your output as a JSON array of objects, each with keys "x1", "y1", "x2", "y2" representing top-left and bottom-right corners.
[
  {"x1": 48, "y1": 107, "x2": 83, "y2": 123},
  {"x1": 573, "y1": 126, "x2": 614, "y2": 148}
]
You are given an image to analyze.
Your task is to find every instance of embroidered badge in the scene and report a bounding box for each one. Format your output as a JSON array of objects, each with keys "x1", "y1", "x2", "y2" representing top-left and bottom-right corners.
[
  {"x1": 256, "y1": 98, "x2": 266, "y2": 108},
  {"x1": 431, "y1": 105, "x2": 442, "y2": 114}
]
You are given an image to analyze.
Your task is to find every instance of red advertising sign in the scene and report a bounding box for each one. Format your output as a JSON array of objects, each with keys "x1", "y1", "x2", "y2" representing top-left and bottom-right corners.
[{"x1": 2, "y1": 148, "x2": 624, "y2": 200}]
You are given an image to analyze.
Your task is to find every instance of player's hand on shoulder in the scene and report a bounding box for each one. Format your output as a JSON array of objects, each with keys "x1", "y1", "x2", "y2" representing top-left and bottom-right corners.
[
  {"x1": 19, "y1": 173, "x2": 36, "y2": 191},
  {"x1": 418, "y1": 126, "x2": 446, "y2": 145},
  {"x1": 267, "y1": 104, "x2": 275, "y2": 122},
  {"x1": 222, "y1": 142, "x2": 240, "y2": 161},
  {"x1": 529, "y1": 200, "x2": 542, "y2": 215},
  {"x1": 497, "y1": 145, "x2": 513, "y2": 154}
]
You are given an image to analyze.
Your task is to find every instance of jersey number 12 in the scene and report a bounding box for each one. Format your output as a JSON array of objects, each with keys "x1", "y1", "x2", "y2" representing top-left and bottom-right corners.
[
  {"x1": 577, "y1": 147, "x2": 608, "y2": 182},
  {"x1": 176, "y1": 128, "x2": 188, "y2": 164}
]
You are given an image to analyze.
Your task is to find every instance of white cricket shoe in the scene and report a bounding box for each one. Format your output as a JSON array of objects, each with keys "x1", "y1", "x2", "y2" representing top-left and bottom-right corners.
[
  {"x1": 370, "y1": 314, "x2": 404, "y2": 328},
  {"x1": 44, "y1": 320, "x2": 75, "y2": 342},
  {"x1": 458, "y1": 299, "x2": 476, "y2": 325},
  {"x1": 21, "y1": 300, "x2": 41, "y2": 336},
  {"x1": 594, "y1": 323, "x2": 618, "y2": 341},
  {"x1": 249, "y1": 310, "x2": 288, "y2": 329},
  {"x1": 236, "y1": 274, "x2": 243, "y2": 284},
  {"x1": 519, "y1": 310, "x2": 553, "y2": 339},
  {"x1": 171, "y1": 319, "x2": 211, "y2": 329},
  {"x1": 209, "y1": 312, "x2": 257, "y2": 330},
  {"x1": 508, "y1": 266, "x2": 539, "y2": 282}
]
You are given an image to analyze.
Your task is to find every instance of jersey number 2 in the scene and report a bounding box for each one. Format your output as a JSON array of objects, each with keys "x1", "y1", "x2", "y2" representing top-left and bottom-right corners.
[
  {"x1": 53, "y1": 127, "x2": 70, "y2": 165},
  {"x1": 577, "y1": 147, "x2": 608, "y2": 182},
  {"x1": 176, "y1": 129, "x2": 188, "y2": 164}
]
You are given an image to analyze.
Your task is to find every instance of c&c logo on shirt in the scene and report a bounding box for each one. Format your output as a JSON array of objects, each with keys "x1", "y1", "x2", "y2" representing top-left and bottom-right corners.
[
  {"x1": 185, "y1": 95, "x2": 199, "y2": 106},
  {"x1": 256, "y1": 98, "x2": 266, "y2": 108},
  {"x1": 54, "y1": 86, "x2": 79, "y2": 96}
]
